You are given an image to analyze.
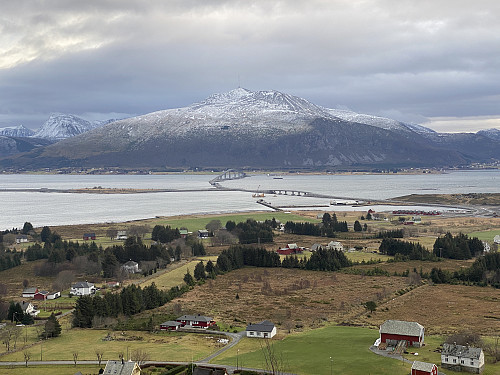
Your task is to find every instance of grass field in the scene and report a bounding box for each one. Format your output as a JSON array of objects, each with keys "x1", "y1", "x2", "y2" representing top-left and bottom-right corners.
[
  {"x1": 139, "y1": 258, "x2": 216, "y2": 290},
  {"x1": 0, "y1": 365, "x2": 102, "y2": 375},
  {"x1": 213, "y1": 325, "x2": 411, "y2": 375},
  {"x1": 468, "y1": 229, "x2": 500, "y2": 242},
  {"x1": 0, "y1": 329, "x2": 217, "y2": 363}
]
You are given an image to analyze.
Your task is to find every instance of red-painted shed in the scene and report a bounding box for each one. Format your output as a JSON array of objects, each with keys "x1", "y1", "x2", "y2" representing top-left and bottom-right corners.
[{"x1": 411, "y1": 361, "x2": 438, "y2": 375}]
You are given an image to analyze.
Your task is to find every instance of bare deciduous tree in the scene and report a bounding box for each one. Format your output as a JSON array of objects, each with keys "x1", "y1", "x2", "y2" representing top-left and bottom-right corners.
[
  {"x1": 72, "y1": 351, "x2": 79, "y2": 366},
  {"x1": 260, "y1": 339, "x2": 285, "y2": 374},
  {"x1": 131, "y1": 348, "x2": 150, "y2": 366},
  {"x1": 485, "y1": 337, "x2": 500, "y2": 363},
  {"x1": 23, "y1": 350, "x2": 31, "y2": 367},
  {"x1": 95, "y1": 349, "x2": 104, "y2": 367}
]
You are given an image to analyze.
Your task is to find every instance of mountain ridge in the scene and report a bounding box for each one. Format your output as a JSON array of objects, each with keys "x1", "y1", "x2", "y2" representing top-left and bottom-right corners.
[{"x1": 1, "y1": 88, "x2": 498, "y2": 169}]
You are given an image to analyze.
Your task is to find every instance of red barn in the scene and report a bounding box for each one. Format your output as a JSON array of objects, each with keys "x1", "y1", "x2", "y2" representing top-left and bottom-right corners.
[
  {"x1": 277, "y1": 244, "x2": 303, "y2": 255},
  {"x1": 33, "y1": 290, "x2": 49, "y2": 300},
  {"x1": 83, "y1": 233, "x2": 96, "y2": 240},
  {"x1": 380, "y1": 320, "x2": 425, "y2": 347},
  {"x1": 411, "y1": 361, "x2": 438, "y2": 375}
]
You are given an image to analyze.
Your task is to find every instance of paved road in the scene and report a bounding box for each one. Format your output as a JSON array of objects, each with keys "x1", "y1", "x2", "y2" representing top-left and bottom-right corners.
[{"x1": 370, "y1": 346, "x2": 447, "y2": 375}]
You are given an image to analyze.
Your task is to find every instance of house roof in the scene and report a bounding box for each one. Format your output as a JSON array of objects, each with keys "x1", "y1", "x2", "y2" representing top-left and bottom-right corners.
[
  {"x1": 23, "y1": 287, "x2": 38, "y2": 294},
  {"x1": 380, "y1": 320, "x2": 424, "y2": 337},
  {"x1": 177, "y1": 314, "x2": 213, "y2": 322},
  {"x1": 246, "y1": 320, "x2": 276, "y2": 333},
  {"x1": 193, "y1": 367, "x2": 226, "y2": 375},
  {"x1": 71, "y1": 281, "x2": 94, "y2": 289},
  {"x1": 160, "y1": 320, "x2": 182, "y2": 327},
  {"x1": 103, "y1": 360, "x2": 140, "y2": 375},
  {"x1": 442, "y1": 343, "x2": 483, "y2": 359},
  {"x1": 123, "y1": 260, "x2": 138, "y2": 267},
  {"x1": 20, "y1": 301, "x2": 32, "y2": 312},
  {"x1": 179, "y1": 229, "x2": 188, "y2": 235},
  {"x1": 83, "y1": 233, "x2": 95, "y2": 236},
  {"x1": 35, "y1": 290, "x2": 49, "y2": 295},
  {"x1": 411, "y1": 361, "x2": 436, "y2": 371}
]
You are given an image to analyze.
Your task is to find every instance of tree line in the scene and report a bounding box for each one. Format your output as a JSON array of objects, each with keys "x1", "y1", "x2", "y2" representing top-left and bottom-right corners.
[
  {"x1": 431, "y1": 252, "x2": 500, "y2": 287},
  {"x1": 72, "y1": 282, "x2": 187, "y2": 328},
  {"x1": 379, "y1": 238, "x2": 436, "y2": 261},
  {"x1": 433, "y1": 232, "x2": 484, "y2": 259}
]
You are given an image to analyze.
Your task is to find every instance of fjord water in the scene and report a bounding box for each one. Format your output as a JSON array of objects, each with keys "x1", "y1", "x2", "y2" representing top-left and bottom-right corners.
[{"x1": 0, "y1": 170, "x2": 499, "y2": 230}]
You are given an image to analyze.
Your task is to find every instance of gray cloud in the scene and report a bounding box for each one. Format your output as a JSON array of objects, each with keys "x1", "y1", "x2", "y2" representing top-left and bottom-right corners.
[{"x1": 0, "y1": 0, "x2": 499, "y2": 132}]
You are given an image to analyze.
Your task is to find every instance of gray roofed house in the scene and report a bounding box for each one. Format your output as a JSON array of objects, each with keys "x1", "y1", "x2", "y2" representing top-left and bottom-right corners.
[
  {"x1": 103, "y1": 360, "x2": 141, "y2": 375},
  {"x1": 70, "y1": 281, "x2": 96, "y2": 296},
  {"x1": 176, "y1": 314, "x2": 215, "y2": 329},
  {"x1": 441, "y1": 343, "x2": 484, "y2": 373},
  {"x1": 246, "y1": 320, "x2": 277, "y2": 338},
  {"x1": 22, "y1": 287, "x2": 38, "y2": 298}
]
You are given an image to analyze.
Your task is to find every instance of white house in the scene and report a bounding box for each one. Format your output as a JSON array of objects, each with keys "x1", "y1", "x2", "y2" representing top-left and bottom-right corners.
[
  {"x1": 22, "y1": 287, "x2": 38, "y2": 298},
  {"x1": 494, "y1": 235, "x2": 500, "y2": 244},
  {"x1": 121, "y1": 260, "x2": 140, "y2": 274},
  {"x1": 327, "y1": 241, "x2": 344, "y2": 251},
  {"x1": 70, "y1": 281, "x2": 96, "y2": 296},
  {"x1": 15, "y1": 235, "x2": 29, "y2": 244},
  {"x1": 47, "y1": 291, "x2": 61, "y2": 300},
  {"x1": 103, "y1": 360, "x2": 141, "y2": 375},
  {"x1": 246, "y1": 320, "x2": 277, "y2": 338},
  {"x1": 441, "y1": 343, "x2": 484, "y2": 373},
  {"x1": 20, "y1": 301, "x2": 39, "y2": 317},
  {"x1": 116, "y1": 230, "x2": 128, "y2": 240}
]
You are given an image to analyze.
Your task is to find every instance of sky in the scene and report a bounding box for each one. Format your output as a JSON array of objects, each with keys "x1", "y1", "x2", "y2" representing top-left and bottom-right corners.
[{"x1": 1, "y1": 1, "x2": 499, "y2": 133}]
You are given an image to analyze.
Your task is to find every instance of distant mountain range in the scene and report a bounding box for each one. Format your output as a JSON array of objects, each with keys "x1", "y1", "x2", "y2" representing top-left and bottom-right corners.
[{"x1": 1, "y1": 88, "x2": 499, "y2": 169}]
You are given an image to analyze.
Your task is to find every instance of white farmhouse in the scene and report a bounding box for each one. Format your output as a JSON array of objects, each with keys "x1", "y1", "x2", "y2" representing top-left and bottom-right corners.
[
  {"x1": 246, "y1": 320, "x2": 277, "y2": 338},
  {"x1": 121, "y1": 260, "x2": 140, "y2": 274},
  {"x1": 20, "y1": 301, "x2": 39, "y2": 317},
  {"x1": 70, "y1": 281, "x2": 96, "y2": 296},
  {"x1": 494, "y1": 235, "x2": 500, "y2": 244},
  {"x1": 441, "y1": 343, "x2": 484, "y2": 373},
  {"x1": 327, "y1": 241, "x2": 344, "y2": 251}
]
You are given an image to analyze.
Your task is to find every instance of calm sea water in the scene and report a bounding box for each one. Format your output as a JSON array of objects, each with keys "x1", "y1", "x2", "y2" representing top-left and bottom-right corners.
[{"x1": 0, "y1": 170, "x2": 499, "y2": 230}]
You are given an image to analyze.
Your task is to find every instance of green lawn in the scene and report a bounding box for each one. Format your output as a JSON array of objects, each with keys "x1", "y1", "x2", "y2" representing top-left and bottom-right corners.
[
  {"x1": 212, "y1": 325, "x2": 412, "y2": 375},
  {"x1": 468, "y1": 229, "x2": 500, "y2": 242},
  {"x1": 140, "y1": 260, "x2": 204, "y2": 290},
  {"x1": 151, "y1": 212, "x2": 318, "y2": 232},
  {"x1": 346, "y1": 251, "x2": 392, "y2": 263}
]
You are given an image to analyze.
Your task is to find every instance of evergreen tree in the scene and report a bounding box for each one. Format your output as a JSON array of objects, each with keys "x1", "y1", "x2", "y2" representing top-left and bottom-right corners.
[
  {"x1": 21, "y1": 222, "x2": 33, "y2": 235},
  {"x1": 353, "y1": 220, "x2": 362, "y2": 232},
  {"x1": 102, "y1": 252, "x2": 118, "y2": 278},
  {"x1": 43, "y1": 313, "x2": 62, "y2": 338},
  {"x1": 183, "y1": 270, "x2": 195, "y2": 286},
  {"x1": 194, "y1": 261, "x2": 206, "y2": 280},
  {"x1": 40, "y1": 226, "x2": 52, "y2": 242}
]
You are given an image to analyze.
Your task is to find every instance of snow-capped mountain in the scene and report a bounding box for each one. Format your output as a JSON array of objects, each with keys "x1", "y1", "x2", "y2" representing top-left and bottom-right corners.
[
  {"x1": 33, "y1": 114, "x2": 108, "y2": 140},
  {"x1": 477, "y1": 128, "x2": 500, "y2": 141},
  {"x1": 0, "y1": 125, "x2": 35, "y2": 137},
  {"x1": 2, "y1": 88, "x2": 498, "y2": 169}
]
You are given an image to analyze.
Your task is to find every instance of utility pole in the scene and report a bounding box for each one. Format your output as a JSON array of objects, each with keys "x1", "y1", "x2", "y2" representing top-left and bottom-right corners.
[{"x1": 330, "y1": 356, "x2": 333, "y2": 375}]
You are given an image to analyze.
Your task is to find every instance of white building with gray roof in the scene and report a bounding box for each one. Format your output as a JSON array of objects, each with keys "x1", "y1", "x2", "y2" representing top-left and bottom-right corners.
[
  {"x1": 246, "y1": 320, "x2": 276, "y2": 338},
  {"x1": 441, "y1": 343, "x2": 484, "y2": 373}
]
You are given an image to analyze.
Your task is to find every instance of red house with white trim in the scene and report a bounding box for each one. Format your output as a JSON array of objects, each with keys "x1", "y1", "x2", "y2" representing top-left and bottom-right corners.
[
  {"x1": 277, "y1": 244, "x2": 303, "y2": 255},
  {"x1": 176, "y1": 314, "x2": 215, "y2": 329},
  {"x1": 379, "y1": 320, "x2": 425, "y2": 347},
  {"x1": 411, "y1": 361, "x2": 438, "y2": 375}
]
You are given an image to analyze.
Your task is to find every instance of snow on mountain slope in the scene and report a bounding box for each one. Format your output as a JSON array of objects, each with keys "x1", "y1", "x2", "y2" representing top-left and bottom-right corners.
[
  {"x1": 478, "y1": 128, "x2": 500, "y2": 141},
  {"x1": 0, "y1": 125, "x2": 34, "y2": 137},
  {"x1": 33, "y1": 114, "x2": 95, "y2": 140}
]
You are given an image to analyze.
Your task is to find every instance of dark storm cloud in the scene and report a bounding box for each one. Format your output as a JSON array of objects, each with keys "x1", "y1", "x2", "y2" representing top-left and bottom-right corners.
[{"x1": 1, "y1": 0, "x2": 499, "y2": 131}]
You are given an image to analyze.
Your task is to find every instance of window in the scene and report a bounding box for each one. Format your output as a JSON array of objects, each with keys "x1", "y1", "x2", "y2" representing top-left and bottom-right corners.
[
  {"x1": 453, "y1": 359, "x2": 456, "y2": 363},
  {"x1": 444, "y1": 356, "x2": 448, "y2": 362},
  {"x1": 461, "y1": 360, "x2": 464, "y2": 364},
  {"x1": 471, "y1": 360, "x2": 474, "y2": 365}
]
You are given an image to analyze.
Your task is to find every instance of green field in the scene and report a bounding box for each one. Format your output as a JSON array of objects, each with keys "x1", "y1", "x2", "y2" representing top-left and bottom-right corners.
[
  {"x1": 468, "y1": 229, "x2": 500, "y2": 242},
  {"x1": 151, "y1": 212, "x2": 318, "y2": 232},
  {"x1": 212, "y1": 325, "x2": 411, "y2": 375}
]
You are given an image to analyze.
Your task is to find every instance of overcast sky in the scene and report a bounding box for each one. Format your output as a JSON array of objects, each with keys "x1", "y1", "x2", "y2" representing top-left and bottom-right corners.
[{"x1": 1, "y1": 0, "x2": 499, "y2": 133}]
